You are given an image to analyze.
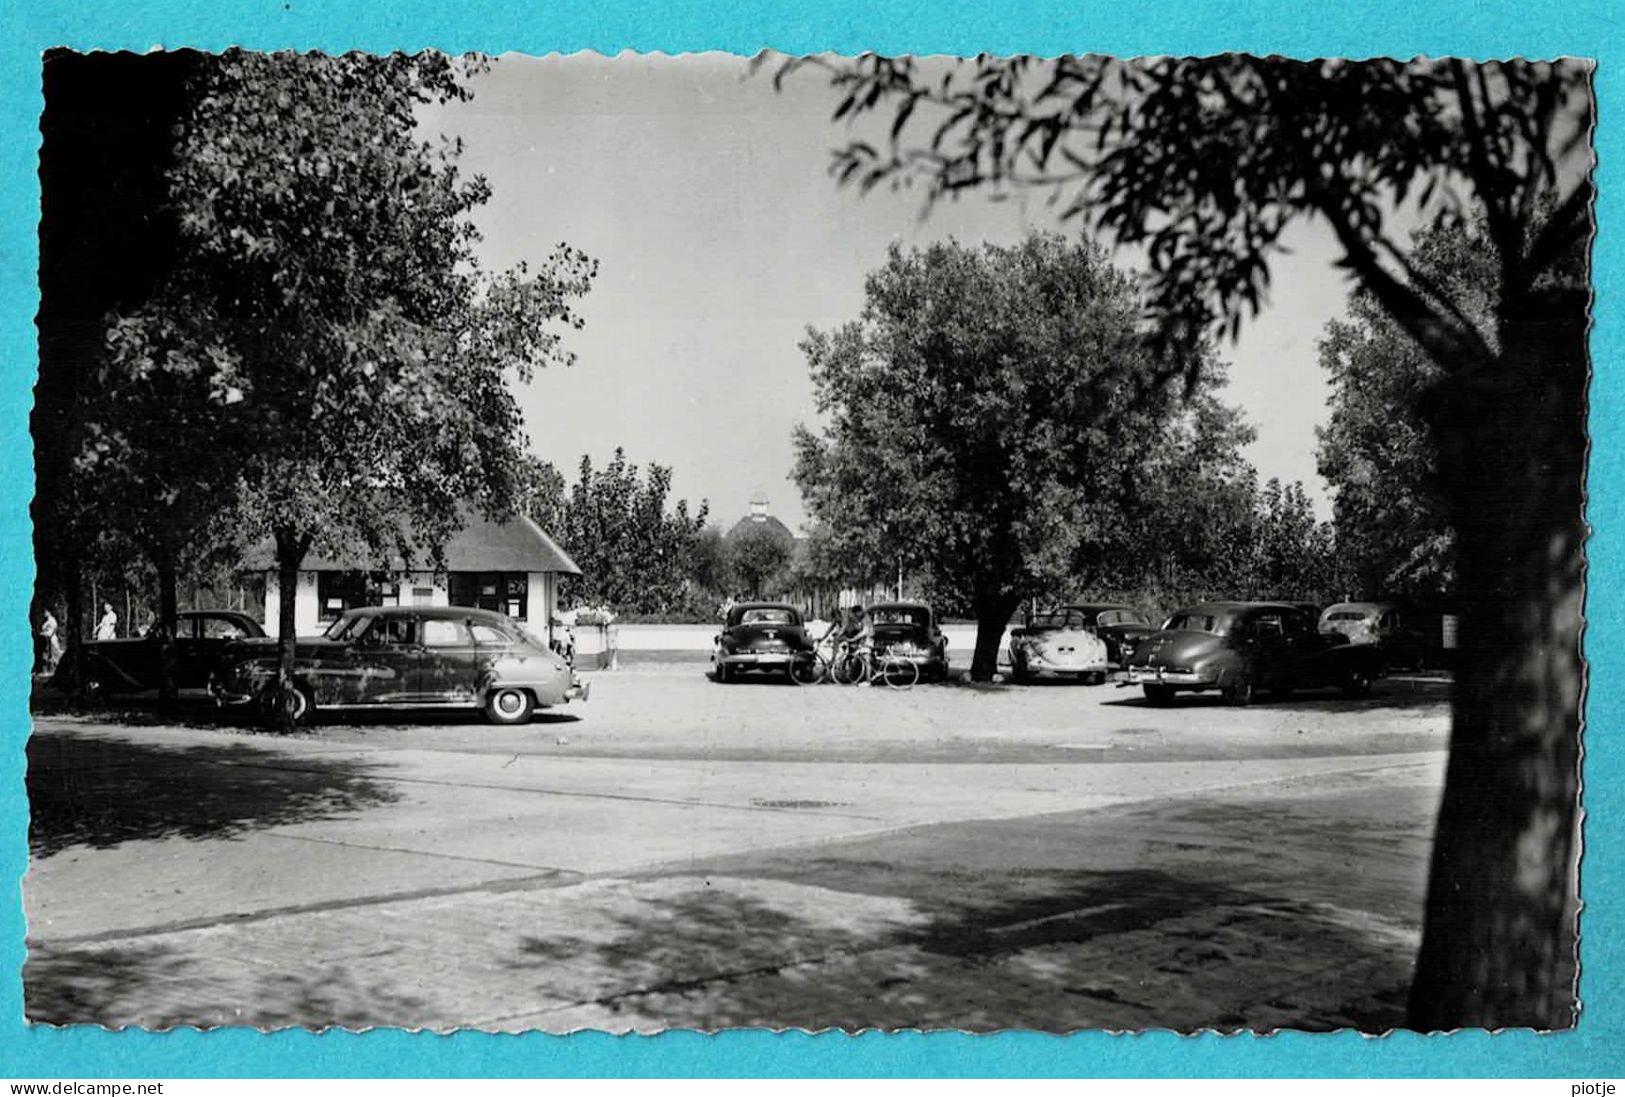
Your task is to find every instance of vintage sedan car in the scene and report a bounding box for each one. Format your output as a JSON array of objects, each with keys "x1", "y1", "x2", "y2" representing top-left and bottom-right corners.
[
  {"x1": 209, "y1": 605, "x2": 588, "y2": 725},
  {"x1": 712, "y1": 602, "x2": 815, "y2": 683},
  {"x1": 54, "y1": 609, "x2": 266, "y2": 695},
  {"x1": 1125, "y1": 601, "x2": 1386, "y2": 706},
  {"x1": 1008, "y1": 607, "x2": 1112, "y2": 683},
  {"x1": 867, "y1": 601, "x2": 951, "y2": 681},
  {"x1": 1319, "y1": 601, "x2": 1426, "y2": 670}
]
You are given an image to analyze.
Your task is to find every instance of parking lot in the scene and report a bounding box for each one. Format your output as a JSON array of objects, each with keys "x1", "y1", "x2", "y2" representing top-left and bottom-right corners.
[{"x1": 24, "y1": 660, "x2": 1451, "y2": 1032}]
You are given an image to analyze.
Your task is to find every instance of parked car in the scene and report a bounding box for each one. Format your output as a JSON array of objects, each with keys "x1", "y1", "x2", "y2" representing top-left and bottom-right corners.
[
  {"x1": 209, "y1": 605, "x2": 588, "y2": 725},
  {"x1": 1054, "y1": 603, "x2": 1158, "y2": 668},
  {"x1": 53, "y1": 609, "x2": 266, "y2": 695},
  {"x1": 1318, "y1": 601, "x2": 1426, "y2": 670},
  {"x1": 867, "y1": 601, "x2": 951, "y2": 681},
  {"x1": 1125, "y1": 601, "x2": 1386, "y2": 706},
  {"x1": 1008, "y1": 607, "x2": 1112, "y2": 683},
  {"x1": 713, "y1": 602, "x2": 815, "y2": 684}
]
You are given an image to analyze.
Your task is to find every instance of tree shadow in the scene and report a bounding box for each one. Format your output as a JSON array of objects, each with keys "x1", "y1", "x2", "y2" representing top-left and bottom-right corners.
[
  {"x1": 1102, "y1": 685, "x2": 1449, "y2": 713},
  {"x1": 506, "y1": 868, "x2": 1416, "y2": 1033},
  {"x1": 25, "y1": 942, "x2": 429, "y2": 1030},
  {"x1": 315, "y1": 709, "x2": 581, "y2": 728},
  {"x1": 26, "y1": 729, "x2": 401, "y2": 859}
]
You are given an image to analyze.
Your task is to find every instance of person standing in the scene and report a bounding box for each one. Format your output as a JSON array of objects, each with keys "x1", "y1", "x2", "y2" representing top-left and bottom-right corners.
[
  {"x1": 94, "y1": 601, "x2": 118, "y2": 641},
  {"x1": 37, "y1": 610, "x2": 60, "y2": 675}
]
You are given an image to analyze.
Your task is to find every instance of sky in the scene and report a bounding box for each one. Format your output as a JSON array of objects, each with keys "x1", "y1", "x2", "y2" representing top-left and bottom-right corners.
[{"x1": 424, "y1": 52, "x2": 1367, "y2": 532}]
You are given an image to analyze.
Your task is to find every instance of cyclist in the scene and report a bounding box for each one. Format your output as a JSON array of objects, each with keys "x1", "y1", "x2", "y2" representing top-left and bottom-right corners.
[{"x1": 823, "y1": 605, "x2": 876, "y2": 683}]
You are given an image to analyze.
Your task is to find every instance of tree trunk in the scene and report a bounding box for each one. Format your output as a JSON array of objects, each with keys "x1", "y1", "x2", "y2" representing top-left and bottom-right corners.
[
  {"x1": 970, "y1": 593, "x2": 1020, "y2": 680},
  {"x1": 273, "y1": 529, "x2": 308, "y2": 732},
  {"x1": 64, "y1": 555, "x2": 84, "y2": 702},
  {"x1": 1406, "y1": 298, "x2": 1585, "y2": 1030},
  {"x1": 155, "y1": 549, "x2": 179, "y2": 712}
]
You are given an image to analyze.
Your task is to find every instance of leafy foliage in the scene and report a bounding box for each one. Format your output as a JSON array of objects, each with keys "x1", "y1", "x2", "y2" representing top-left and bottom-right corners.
[
  {"x1": 788, "y1": 50, "x2": 1592, "y2": 1028},
  {"x1": 1316, "y1": 219, "x2": 1503, "y2": 599},
  {"x1": 532, "y1": 450, "x2": 710, "y2": 614},
  {"x1": 98, "y1": 51, "x2": 597, "y2": 719},
  {"x1": 793, "y1": 233, "x2": 1190, "y2": 675},
  {"x1": 726, "y1": 521, "x2": 796, "y2": 599},
  {"x1": 125, "y1": 51, "x2": 596, "y2": 570}
]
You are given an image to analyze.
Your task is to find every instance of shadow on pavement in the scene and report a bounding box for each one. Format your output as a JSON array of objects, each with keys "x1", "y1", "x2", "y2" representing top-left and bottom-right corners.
[
  {"x1": 502, "y1": 868, "x2": 1414, "y2": 1033},
  {"x1": 25, "y1": 943, "x2": 430, "y2": 1030},
  {"x1": 26, "y1": 730, "x2": 401, "y2": 860},
  {"x1": 1102, "y1": 685, "x2": 1448, "y2": 713}
]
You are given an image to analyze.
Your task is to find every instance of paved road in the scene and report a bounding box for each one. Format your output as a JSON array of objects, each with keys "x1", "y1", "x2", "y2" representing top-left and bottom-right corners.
[{"x1": 24, "y1": 664, "x2": 1450, "y2": 1032}]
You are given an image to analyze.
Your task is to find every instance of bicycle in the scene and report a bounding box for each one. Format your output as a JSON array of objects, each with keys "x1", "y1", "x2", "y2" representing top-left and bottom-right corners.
[
  {"x1": 829, "y1": 639, "x2": 920, "y2": 689},
  {"x1": 788, "y1": 644, "x2": 830, "y2": 686}
]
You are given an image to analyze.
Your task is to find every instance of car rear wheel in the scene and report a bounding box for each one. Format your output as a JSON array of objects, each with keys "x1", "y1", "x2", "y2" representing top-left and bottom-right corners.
[
  {"x1": 1142, "y1": 684, "x2": 1175, "y2": 706},
  {"x1": 484, "y1": 686, "x2": 536, "y2": 725},
  {"x1": 788, "y1": 652, "x2": 826, "y2": 685},
  {"x1": 714, "y1": 662, "x2": 731, "y2": 684},
  {"x1": 1343, "y1": 669, "x2": 1374, "y2": 698},
  {"x1": 1223, "y1": 677, "x2": 1254, "y2": 707}
]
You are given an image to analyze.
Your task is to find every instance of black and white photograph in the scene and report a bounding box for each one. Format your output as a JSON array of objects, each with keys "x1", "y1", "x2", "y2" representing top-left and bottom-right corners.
[{"x1": 25, "y1": 47, "x2": 1591, "y2": 1035}]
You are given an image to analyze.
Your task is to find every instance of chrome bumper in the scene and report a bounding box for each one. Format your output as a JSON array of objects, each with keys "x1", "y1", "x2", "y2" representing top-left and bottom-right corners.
[
  {"x1": 1125, "y1": 667, "x2": 1211, "y2": 686},
  {"x1": 716, "y1": 651, "x2": 797, "y2": 666}
]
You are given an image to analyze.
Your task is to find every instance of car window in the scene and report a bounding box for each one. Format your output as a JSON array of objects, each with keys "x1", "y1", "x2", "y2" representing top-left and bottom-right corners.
[
  {"x1": 1253, "y1": 613, "x2": 1285, "y2": 638},
  {"x1": 421, "y1": 619, "x2": 469, "y2": 647},
  {"x1": 1282, "y1": 611, "x2": 1312, "y2": 636},
  {"x1": 364, "y1": 616, "x2": 414, "y2": 645},
  {"x1": 470, "y1": 623, "x2": 515, "y2": 645},
  {"x1": 1095, "y1": 609, "x2": 1147, "y2": 627},
  {"x1": 1326, "y1": 611, "x2": 1368, "y2": 622},
  {"x1": 741, "y1": 608, "x2": 795, "y2": 625},
  {"x1": 200, "y1": 616, "x2": 250, "y2": 639},
  {"x1": 871, "y1": 608, "x2": 926, "y2": 626},
  {"x1": 1167, "y1": 613, "x2": 1219, "y2": 634}
]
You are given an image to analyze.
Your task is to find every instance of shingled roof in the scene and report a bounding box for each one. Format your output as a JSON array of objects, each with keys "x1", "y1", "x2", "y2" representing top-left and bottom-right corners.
[{"x1": 243, "y1": 511, "x2": 581, "y2": 575}]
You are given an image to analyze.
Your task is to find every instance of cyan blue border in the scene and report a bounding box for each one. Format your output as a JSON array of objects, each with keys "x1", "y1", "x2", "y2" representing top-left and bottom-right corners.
[{"x1": 1, "y1": 0, "x2": 1618, "y2": 1079}]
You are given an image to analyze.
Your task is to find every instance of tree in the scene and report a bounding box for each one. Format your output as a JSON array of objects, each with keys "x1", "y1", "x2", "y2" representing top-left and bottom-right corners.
[
  {"x1": 1316, "y1": 220, "x2": 1494, "y2": 600},
  {"x1": 727, "y1": 520, "x2": 795, "y2": 600},
  {"x1": 117, "y1": 50, "x2": 596, "y2": 718},
  {"x1": 1087, "y1": 365, "x2": 1260, "y2": 606},
  {"x1": 35, "y1": 50, "x2": 201, "y2": 696},
  {"x1": 793, "y1": 233, "x2": 1180, "y2": 678},
  {"x1": 689, "y1": 525, "x2": 734, "y2": 603},
  {"x1": 1249, "y1": 478, "x2": 1343, "y2": 601},
  {"x1": 790, "y1": 53, "x2": 1590, "y2": 1028},
  {"x1": 540, "y1": 450, "x2": 710, "y2": 614}
]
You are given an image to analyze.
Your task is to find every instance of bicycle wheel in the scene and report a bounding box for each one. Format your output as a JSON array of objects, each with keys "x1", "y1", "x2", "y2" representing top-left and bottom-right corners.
[
  {"x1": 789, "y1": 651, "x2": 827, "y2": 685},
  {"x1": 831, "y1": 651, "x2": 868, "y2": 685},
  {"x1": 879, "y1": 657, "x2": 920, "y2": 690}
]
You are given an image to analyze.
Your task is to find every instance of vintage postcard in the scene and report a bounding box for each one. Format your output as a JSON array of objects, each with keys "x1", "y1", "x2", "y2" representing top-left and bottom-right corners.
[{"x1": 16, "y1": 37, "x2": 1597, "y2": 1061}]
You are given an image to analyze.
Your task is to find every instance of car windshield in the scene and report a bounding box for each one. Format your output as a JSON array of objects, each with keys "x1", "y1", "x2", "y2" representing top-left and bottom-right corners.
[
  {"x1": 1033, "y1": 611, "x2": 1089, "y2": 629},
  {"x1": 871, "y1": 607, "x2": 927, "y2": 626},
  {"x1": 1166, "y1": 612, "x2": 1228, "y2": 635},
  {"x1": 323, "y1": 614, "x2": 374, "y2": 641},
  {"x1": 739, "y1": 608, "x2": 796, "y2": 625},
  {"x1": 1326, "y1": 611, "x2": 1371, "y2": 622}
]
